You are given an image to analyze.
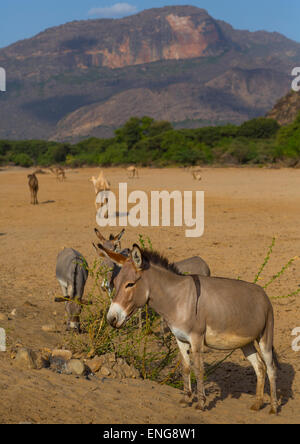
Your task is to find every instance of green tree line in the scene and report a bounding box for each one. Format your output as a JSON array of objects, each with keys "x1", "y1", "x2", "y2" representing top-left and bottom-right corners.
[{"x1": 0, "y1": 113, "x2": 299, "y2": 168}]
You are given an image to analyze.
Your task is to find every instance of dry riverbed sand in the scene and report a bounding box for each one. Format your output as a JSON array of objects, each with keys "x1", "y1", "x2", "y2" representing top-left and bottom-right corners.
[{"x1": 0, "y1": 166, "x2": 300, "y2": 424}]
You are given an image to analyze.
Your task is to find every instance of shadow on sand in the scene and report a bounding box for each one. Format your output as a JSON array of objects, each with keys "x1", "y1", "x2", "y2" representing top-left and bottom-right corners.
[
  {"x1": 202, "y1": 360, "x2": 295, "y2": 413},
  {"x1": 40, "y1": 200, "x2": 56, "y2": 205}
]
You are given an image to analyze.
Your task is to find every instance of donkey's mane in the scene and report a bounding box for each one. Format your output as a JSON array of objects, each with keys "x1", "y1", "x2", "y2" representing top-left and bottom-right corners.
[{"x1": 141, "y1": 248, "x2": 183, "y2": 275}]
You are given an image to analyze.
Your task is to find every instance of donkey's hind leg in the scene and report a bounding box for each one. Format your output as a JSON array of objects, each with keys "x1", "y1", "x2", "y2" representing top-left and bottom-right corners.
[
  {"x1": 176, "y1": 339, "x2": 192, "y2": 406},
  {"x1": 259, "y1": 308, "x2": 278, "y2": 414},
  {"x1": 259, "y1": 341, "x2": 278, "y2": 414},
  {"x1": 242, "y1": 342, "x2": 266, "y2": 412},
  {"x1": 191, "y1": 335, "x2": 206, "y2": 411}
]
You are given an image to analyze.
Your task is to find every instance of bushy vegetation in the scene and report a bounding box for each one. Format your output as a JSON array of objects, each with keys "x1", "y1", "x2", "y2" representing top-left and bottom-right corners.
[{"x1": 1, "y1": 113, "x2": 300, "y2": 168}]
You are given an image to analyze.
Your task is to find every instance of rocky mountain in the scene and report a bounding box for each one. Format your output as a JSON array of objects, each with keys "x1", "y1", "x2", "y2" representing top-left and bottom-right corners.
[
  {"x1": 0, "y1": 5, "x2": 299, "y2": 141},
  {"x1": 267, "y1": 90, "x2": 300, "y2": 125}
]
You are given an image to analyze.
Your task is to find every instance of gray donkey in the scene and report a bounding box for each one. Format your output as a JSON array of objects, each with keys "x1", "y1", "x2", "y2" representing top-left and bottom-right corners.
[
  {"x1": 93, "y1": 229, "x2": 211, "y2": 332},
  {"x1": 55, "y1": 248, "x2": 89, "y2": 332},
  {"x1": 98, "y1": 244, "x2": 278, "y2": 414}
]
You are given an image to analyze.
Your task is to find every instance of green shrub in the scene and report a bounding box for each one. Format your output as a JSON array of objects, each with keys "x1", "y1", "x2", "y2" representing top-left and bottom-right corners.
[
  {"x1": 237, "y1": 118, "x2": 280, "y2": 139},
  {"x1": 11, "y1": 153, "x2": 34, "y2": 167}
]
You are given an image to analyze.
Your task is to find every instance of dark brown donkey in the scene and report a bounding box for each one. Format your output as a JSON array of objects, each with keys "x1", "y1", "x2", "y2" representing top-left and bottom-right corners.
[
  {"x1": 28, "y1": 173, "x2": 39, "y2": 205},
  {"x1": 96, "y1": 243, "x2": 278, "y2": 414}
]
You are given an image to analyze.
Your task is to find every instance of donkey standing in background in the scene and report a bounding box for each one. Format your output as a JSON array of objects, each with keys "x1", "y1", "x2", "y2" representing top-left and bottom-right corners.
[
  {"x1": 28, "y1": 173, "x2": 39, "y2": 205},
  {"x1": 97, "y1": 243, "x2": 278, "y2": 414},
  {"x1": 93, "y1": 228, "x2": 127, "y2": 295},
  {"x1": 55, "y1": 248, "x2": 89, "y2": 332}
]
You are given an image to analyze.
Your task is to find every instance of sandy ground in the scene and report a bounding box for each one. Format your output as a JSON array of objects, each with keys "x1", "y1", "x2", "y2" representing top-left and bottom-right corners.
[{"x1": 0, "y1": 166, "x2": 300, "y2": 424}]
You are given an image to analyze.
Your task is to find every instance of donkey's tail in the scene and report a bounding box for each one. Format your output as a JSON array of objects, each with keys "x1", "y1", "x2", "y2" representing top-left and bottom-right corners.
[{"x1": 272, "y1": 347, "x2": 281, "y2": 370}]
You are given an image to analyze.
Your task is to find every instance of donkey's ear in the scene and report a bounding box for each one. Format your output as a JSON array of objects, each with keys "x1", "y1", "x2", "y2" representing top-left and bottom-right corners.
[
  {"x1": 131, "y1": 244, "x2": 143, "y2": 270},
  {"x1": 114, "y1": 228, "x2": 125, "y2": 242},
  {"x1": 94, "y1": 228, "x2": 106, "y2": 242},
  {"x1": 93, "y1": 242, "x2": 127, "y2": 266},
  {"x1": 92, "y1": 242, "x2": 106, "y2": 258}
]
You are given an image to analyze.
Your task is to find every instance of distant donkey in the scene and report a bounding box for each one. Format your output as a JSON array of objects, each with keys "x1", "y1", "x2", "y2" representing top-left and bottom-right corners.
[
  {"x1": 55, "y1": 248, "x2": 90, "y2": 332},
  {"x1": 28, "y1": 173, "x2": 39, "y2": 205}
]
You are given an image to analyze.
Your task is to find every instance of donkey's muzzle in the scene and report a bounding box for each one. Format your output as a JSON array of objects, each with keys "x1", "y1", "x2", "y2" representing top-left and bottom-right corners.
[
  {"x1": 107, "y1": 302, "x2": 127, "y2": 329},
  {"x1": 107, "y1": 313, "x2": 118, "y2": 328}
]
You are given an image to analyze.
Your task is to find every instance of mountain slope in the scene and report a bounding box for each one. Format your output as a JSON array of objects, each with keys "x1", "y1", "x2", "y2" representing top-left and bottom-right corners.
[
  {"x1": 267, "y1": 90, "x2": 300, "y2": 125},
  {"x1": 0, "y1": 5, "x2": 299, "y2": 141}
]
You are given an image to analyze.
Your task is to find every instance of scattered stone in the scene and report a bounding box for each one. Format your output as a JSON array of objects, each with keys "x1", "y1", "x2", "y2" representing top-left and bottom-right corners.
[
  {"x1": 10, "y1": 309, "x2": 17, "y2": 317},
  {"x1": 34, "y1": 351, "x2": 50, "y2": 370},
  {"x1": 49, "y1": 356, "x2": 68, "y2": 373},
  {"x1": 106, "y1": 352, "x2": 116, "y2": 363},
  {"x1": 42, "y1": 324, "x2": 59, "y2": 333},
  {"x1": 0, "y1": 313, "x2": 7, "y2": 321},
  {"x1": 86, "y1": 356, "x2": 105, "y2": 373},
  {"x1": 23, "y1": 301, "x2": 37, "y2": 308},
  {"x1": 14, "y1": 348, "x2": 36, "y2": 370},
  {"x1": 100, "y1": 365, "x2": 111, "y2": 377},
  {"x1": 66, "y1": 359, "x2": 86, "y2": 376},
  {"x1": 51, "y1": 349, "x2": 72, "y2": 361},
  {"x1": 85, "y1": 353, "x2": 140, "y2": 379}
]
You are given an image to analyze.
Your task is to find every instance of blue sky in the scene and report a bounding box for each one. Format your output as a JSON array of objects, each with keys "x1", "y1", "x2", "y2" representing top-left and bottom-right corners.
[{"x1": 0, "y1": 0, "x2": 300, "y2": 49}]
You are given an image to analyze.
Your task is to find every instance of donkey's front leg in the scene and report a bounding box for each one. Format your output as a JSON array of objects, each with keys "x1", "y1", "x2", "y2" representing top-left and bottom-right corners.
[
  {"x1": 191, "y1": 336, "x2": 206, "y2": 411},
  {"x1": 176, "y1": 339, "x2": 192, "y2": 406}
]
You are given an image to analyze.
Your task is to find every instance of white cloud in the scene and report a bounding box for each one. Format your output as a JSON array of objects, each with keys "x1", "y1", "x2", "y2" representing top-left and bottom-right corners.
[{"x1": 88, "y1": 3, "x2": 138, "y2": 18}]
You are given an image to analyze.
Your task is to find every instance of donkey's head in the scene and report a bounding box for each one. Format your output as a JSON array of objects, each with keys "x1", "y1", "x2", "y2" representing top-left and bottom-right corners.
[
  {"x1": 94, "y1": 243, "x2": 149, "y2": 328},
  {"x1": 93, "y1": 228, "x2": 126, "y2": 294},
  {"x1": 94, "y1": 228, "x2": 125, "y2": 253},
  {"x1": 54, "y1": 297, "x2": 91, "y2": 333}
]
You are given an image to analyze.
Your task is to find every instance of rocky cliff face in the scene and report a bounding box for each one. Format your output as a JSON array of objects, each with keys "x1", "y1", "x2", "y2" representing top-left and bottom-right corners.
[
  {"x1": 0, "y1": 7, "x2": 228, "y2": 74},
  {"x1": 0, "y1": 5, "x2": 299, "y2": 141}
]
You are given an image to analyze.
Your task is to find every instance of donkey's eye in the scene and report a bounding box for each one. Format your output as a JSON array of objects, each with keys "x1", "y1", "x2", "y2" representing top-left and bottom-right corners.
[{"x1": 125, "y1": 282, "x2": 135, "y2": 288}]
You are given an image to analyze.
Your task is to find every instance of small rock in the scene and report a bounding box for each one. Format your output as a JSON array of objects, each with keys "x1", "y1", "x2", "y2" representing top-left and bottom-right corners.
[
  {"x1": 86, "y1": 356, "x2": 105, "y2": 373},
  {"x1": 23, "y1": 301, "x2": 37, "y2": 308},
  {"x1": 121, "y1": 362, "x2": 136, "y2": 378},
  {"x1": 66, "y1": 359, "x2": 86, "y2": 376},
  {"x1": 42, "y1": 324, "x2": 59, "y2": 333},
  {"x1": 10, "y1": 309, "x2": 17, "y2": 316},
  {"x1": 34, "y1": 351, "x2": 50, "y2": 370},
  {"x1": 50, "y1": 356, "x2": 68, "y2": 373},
  {"x1": 51, "y1": 349, "x2": 72, "y2": 361},
  {"x1": 106, "y1": 353, "x2": 116, "y2": 363},
  {"x1": 14, "y1": 348, "x2": 36, "y2": 370},
  {"x1": 100, "y1": 365, "x2": 111, "y2": 377},
  {"x1": 0, "y1": 313, "x2": 7, "y2": 321}
]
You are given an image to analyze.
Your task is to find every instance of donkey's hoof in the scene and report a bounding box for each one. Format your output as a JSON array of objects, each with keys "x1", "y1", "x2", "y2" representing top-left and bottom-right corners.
[
  {"x1": 269, "y1": 406, "x2": 278, "y2": 415},
  {"x1": 250, "y1": 401, "x2": 263, "y2": 412},
  {"x1": 194, "y1": 403, "x2": 205, "y2": 411}
]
